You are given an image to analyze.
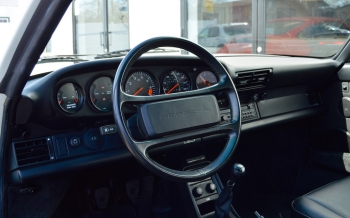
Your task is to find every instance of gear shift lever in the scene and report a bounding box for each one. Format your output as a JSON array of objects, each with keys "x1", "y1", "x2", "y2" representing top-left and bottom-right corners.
[
  {"x1": 215, "y1": 163, "x2": 245, "y2": 218},
  {"x1": 229, "y1": 163, "x2": 245, "y2": 185}
]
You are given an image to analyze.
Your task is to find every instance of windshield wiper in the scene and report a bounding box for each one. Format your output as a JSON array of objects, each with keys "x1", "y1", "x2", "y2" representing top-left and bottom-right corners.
[
  {"x1": 95, "y1": 49, "x2": 131, "y2": 59},
  {"x1": 94, "y1": 48, "x2": 180, "y2": 59},
  {"x1": 38, "y1": 55, "x2": 89, "y2": 63}
]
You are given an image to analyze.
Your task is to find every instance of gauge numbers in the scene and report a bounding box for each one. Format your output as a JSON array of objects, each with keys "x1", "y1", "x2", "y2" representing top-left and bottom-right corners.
[
  {"x1": 125, "y1": 71, "x2": 158, "y2": 96},
  {"x1": 162, "y1": 70, "x2": 191, "y2": 94}
]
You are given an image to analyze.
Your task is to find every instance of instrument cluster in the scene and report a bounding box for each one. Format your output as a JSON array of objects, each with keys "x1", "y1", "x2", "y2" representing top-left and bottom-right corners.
[
  {"x1": 124, "y1": 69, "x2": 218, "y2": 96},
  {"x1": 55, "y1": 69, "x2": 218, "y2": 114}
]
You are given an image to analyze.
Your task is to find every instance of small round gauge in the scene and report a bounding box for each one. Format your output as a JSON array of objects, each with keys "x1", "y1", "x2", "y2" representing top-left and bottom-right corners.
[
  {"x1": 162, "y1": 70, "x2": 191, "y2": 94},
  {"x1": 90, "y1": 77, "x2": 113, "y2": 112},
  {"x1": 125, "y1": 71, "x2": 158, "y2": 96},
  {"x1": 57, "y1": 82, "x2": 84, "y2": 113},
  {"x1": 196, "y1": 71, "x2": 218, "y2": 89}
]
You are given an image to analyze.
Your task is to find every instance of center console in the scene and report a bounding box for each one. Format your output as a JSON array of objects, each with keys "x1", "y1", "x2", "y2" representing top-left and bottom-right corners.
[{"x1": 183, "y1": 158, "x2": 240, "y2": 218}]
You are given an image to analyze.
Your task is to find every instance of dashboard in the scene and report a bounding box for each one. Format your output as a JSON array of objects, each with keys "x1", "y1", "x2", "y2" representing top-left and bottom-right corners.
[{"x1": 10, "y1": 55, "x2": 340, "y2": 184}]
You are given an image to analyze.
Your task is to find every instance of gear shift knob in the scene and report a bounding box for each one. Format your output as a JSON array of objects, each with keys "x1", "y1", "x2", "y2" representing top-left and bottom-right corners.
[
  {"x1": 228, "y1": 163, "x2": 245, "y2": 185},
  {"x1": 232, "y1": 163, "x2": 245, "y2": 178}
]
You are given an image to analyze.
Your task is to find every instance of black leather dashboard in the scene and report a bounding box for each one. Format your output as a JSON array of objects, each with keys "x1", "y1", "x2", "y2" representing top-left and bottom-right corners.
[{"x1": 10, "y1": 54, "x2": 340, "y2": 184}]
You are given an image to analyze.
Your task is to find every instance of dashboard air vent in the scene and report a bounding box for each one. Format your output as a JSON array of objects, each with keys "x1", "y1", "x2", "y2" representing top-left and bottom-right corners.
[
  {"x1": 235, "y1": 69, "x2": 272, "y2": 90},
  {"x1": 14, "y1": 138, "x2": 53, "y2": 166}
]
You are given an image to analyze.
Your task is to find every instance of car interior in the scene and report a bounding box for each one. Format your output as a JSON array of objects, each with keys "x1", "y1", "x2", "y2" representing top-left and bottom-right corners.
[{"x1": 3, "y1": 1, "x2": 350, "y2": 218}]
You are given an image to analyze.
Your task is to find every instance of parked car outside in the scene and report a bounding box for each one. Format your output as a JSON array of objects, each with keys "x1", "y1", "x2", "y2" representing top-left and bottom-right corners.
[
  {"x1": 217, "y1": 17, "x2": 350, "y2": 57},
  {"x1": 198, "y1": 23, "x2": 251, "y2": 49}
]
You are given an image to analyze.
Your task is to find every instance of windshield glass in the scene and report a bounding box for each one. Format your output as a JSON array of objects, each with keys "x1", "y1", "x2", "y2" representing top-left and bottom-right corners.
[{"x1": 2, "y1": 0, "x2": 350, "y2": 74}]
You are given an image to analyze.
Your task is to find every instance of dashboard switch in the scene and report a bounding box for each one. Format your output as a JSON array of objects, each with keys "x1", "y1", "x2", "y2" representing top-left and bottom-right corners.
[
  {"x1": 193, "y1": 187, "x2": 203, "y2": 197},
  {"x1": 206, "y1": 183, "x2": 216, "y2": 193},
  {"x1": 69, "y1": 137, "x2": 80, "y2": 147},
  {"x1": 100, "y1": 125, "x2": 117, "y2": 135},
  {"x1": 84, "y1": 129, "x2": 104, "y2": 150},
  {"x1": 56, "y1": 137, "x2": 68, "y2": 156}
]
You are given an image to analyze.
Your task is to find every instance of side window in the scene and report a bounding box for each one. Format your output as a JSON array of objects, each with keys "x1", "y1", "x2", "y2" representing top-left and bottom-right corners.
[
  {"x1": 208, "y1": 27, "x2": 219, "y2": 37},
  {"x1": 198, "y1": 28, "x2": 209, "y2": 39}
]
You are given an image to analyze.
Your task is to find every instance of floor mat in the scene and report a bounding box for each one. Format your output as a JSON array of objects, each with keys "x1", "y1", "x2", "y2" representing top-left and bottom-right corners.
[
  {"x1": 220, "y1": 122, "x2": 311, "y2": 218},
  {"x1": 152, "y1": 179, "x2": 197, "y2": 218},
  {"x1": 89, "y1": 205, "x2": 136, "y2": 218}
]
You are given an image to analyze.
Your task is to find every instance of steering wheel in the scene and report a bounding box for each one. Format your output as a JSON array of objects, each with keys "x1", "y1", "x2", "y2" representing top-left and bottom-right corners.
[{"x1": 113, "y1": 37, "x2": 241, "y2": 182}]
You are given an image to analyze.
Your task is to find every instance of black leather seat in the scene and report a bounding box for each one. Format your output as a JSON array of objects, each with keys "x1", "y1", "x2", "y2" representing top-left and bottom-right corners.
[{"x1": 292, "y1": 176, "x2": 350, "y2": 218}]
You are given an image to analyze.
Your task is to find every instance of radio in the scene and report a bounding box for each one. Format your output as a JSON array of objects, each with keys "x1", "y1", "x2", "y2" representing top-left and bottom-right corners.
[{"x1": 220, "y1": 102, "x2": 259, "y2": 123}]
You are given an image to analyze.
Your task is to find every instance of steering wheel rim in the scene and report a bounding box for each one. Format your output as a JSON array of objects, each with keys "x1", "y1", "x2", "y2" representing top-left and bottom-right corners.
[{"x1": 113, "y1": 36, "x2": 241, "y2": 182}]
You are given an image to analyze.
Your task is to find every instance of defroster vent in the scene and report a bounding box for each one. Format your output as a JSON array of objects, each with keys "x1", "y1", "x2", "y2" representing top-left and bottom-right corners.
[
  {"x1": 14, "y1": 138, "x2": 54, "y2": 166},
  {"x1": 235, "y1": 69, "x2": 272, "y2": 90}
]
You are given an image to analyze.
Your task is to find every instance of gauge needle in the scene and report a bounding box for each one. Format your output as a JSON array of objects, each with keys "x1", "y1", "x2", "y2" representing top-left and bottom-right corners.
[
  {"x1": 200, "y1": 76, "x2": 211, "y2": 86},
  {"x1": 166, "y1": 83, "x2": 179, "y2": 94},
  {"x1": 59, "y1": 99, "x2": 63, "y2": 105},
  {"x1": 133, "y1": 87, "x2": 144, "y2": 96},
  {"x1": 148, "y1": 88, "x2": 153, "y2": 96}
]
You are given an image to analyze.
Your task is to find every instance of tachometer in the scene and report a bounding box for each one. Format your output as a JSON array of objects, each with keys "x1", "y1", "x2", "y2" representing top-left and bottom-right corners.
[
  {"x1": 90, "y1": 76, "x2": 113, "y2": 112},
  {"x1": 125, "y1": 71, "x2": 159, "y2": 96},
  {"x1": 57, "y1": 82, "x2": 84, "y2": 113},
  {"x1": 162, "y1": 70, "x2": 191, "y2": 94},
  {"x1": 196, "y1": 71, "x2": 218, "y2": 89}
]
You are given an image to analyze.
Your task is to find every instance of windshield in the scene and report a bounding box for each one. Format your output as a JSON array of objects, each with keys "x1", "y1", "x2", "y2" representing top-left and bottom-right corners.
[{"x1": 2, "y1": 0, "x2": 350, "y2": 72}]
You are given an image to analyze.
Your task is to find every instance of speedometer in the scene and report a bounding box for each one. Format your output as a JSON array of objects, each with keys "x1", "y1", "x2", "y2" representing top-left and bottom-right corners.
[
  {"x1": 125, "y1": 71, "x2": 159, "y2": 96},
  {"x1": 162, "y1": 70, "x2": 191, "y2": 94}
]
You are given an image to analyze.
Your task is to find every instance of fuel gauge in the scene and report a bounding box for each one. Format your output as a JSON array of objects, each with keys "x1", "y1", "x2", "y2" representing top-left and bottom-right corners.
[{"x1": 57, "y1": 82, "x2": 84, "y2": 113}]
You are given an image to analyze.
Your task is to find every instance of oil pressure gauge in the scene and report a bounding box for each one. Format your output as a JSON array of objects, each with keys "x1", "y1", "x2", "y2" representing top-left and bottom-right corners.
[{"x1": 57, "y1": 82, "x2": 84, "y2": 113}]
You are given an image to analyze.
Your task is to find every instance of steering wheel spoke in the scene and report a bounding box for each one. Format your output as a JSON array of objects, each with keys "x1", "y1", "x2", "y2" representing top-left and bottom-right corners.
[{"x1": 133, "y1": 121, "x2": 238, "y2": 155}]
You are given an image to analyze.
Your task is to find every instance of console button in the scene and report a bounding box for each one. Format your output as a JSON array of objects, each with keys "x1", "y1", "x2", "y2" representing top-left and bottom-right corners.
[
  {"x1": 206, "y1": 183, "x2": 216, "y2": 193},
  {"x1": 193, "y1": 187, "x2": 203, "y2": 197},
  {"x1": 69, "y1": 137, "x2": 80, "y2": 147},
  {"x1": 100, "y1": 124, "x2": 117, "y2": 135},
  {"x1": 84, "y1": 129, "x2": 104, "y2": 150}
]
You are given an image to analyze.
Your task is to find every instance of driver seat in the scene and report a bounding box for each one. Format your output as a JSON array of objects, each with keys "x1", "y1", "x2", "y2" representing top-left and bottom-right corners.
[{"x1": 292, "y1": 176, "x2": 350, "y2": 218}]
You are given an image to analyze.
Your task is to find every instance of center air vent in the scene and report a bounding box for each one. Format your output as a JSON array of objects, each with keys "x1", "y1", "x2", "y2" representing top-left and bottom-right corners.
[
  {"x1": 234, "y1": 69, "x2": 272, "y2": 90},
  {"x1": 13, "y1": 138, "x2": 54, "y2": 166}
]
